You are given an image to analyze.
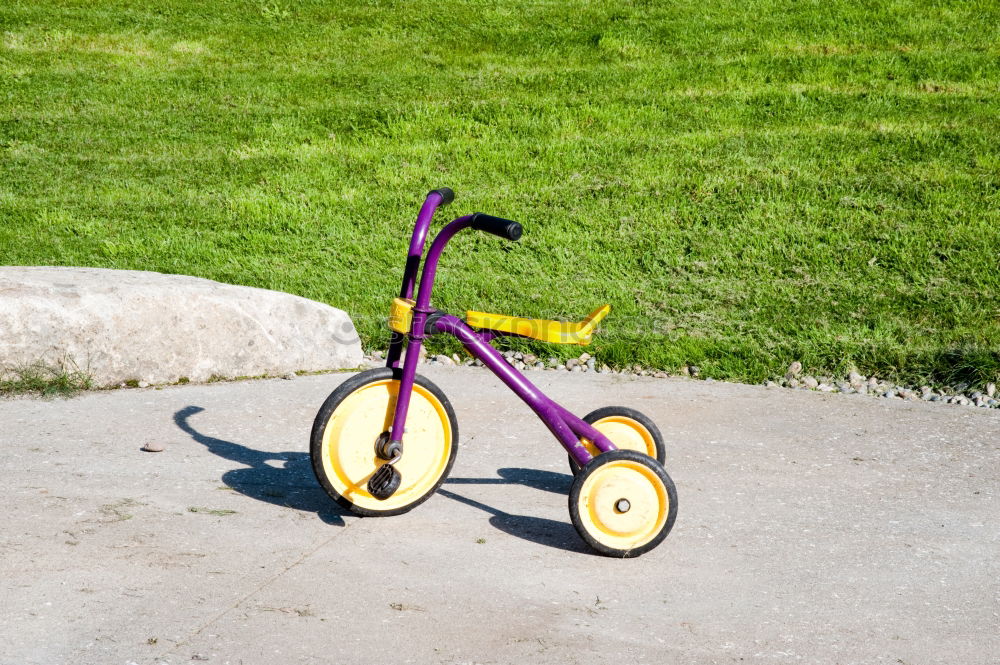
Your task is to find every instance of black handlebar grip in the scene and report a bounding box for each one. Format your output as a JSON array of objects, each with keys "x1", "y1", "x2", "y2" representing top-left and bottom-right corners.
[
  {"x1": 428, "y1": 187, "x2": 455, "y2": 206},
  {"x1": 470, "y1": 212, "x2": 523, "y2": 242}
]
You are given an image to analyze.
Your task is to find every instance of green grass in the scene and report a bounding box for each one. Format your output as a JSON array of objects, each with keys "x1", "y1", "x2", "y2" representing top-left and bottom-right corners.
[
  {"x1": 0, "y1": 362, "x2": 93, "y2": 397},
  {"x1": 2, "y1": 0, "x2": 998, "y2": 388}
]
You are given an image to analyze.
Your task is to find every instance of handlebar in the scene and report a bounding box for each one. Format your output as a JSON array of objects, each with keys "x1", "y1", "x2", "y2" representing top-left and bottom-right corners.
[
  {"x1": 427, "y1": 187, "x2": 455, "y2": 206},
  {"x1": 470, "y1": 212, "x2": 523, "y2": 242}
]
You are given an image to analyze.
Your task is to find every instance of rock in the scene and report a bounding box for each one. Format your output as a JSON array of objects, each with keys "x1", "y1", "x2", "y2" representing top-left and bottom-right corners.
[
  {"x1": 434, "y1": 354, "x2": 454, "y2": 365},
  {"x1": 555, "y1": 364, "x2": 565, "y2": 370},
  {"x1": 987, "y1": 383, "x2": 996, "y2": 398},
  {"x1": 788, "y1": 378, "x2": 800, "y2": 389},
  {"x1": 848, "y1": 370, "x2": 864, "y2": 386},
  {"x1": 867, "y1": 377, "x2": 879, "y2": 389},
  {"x1": 653, "y1": 372, "x2": 668, "y2": 378},
  {"x1": 514, "y1": 352, "x2": 523, "y2": 361},
  {"x1": 764, "y1": 380, "x2": 777, "y2": 387},
  {"x1": 503, "y1": 350, "x2": 515, "y2": 359},
  {"x1": 372, "y1": 350, "x2": 384, "y2": 360},
  {"x1": 586, "y1": 358, "x2": 596, "y2": 370},
  {"x1": 282, "y1": 372, "x2": 297, "y2": 380},
  {"x1": 451, "y1": 353, "x2": 461, "y2": 365},
  {"x1": 534, "y1": 362, "x2": 545, "y2": 370},
  {"x1": 566, "y1": 358, "x2": 579, "y2": 369},
  {"x1": 579, "y1": 352, "x2": 591, "y2": 363},
  {"x1": 522, "y1": 354, "x2": 537, "y2": 365},
  {"x1": 0, "y1": 267, "x2": 362, "y2": 386},
  {"x1": 786, "y1": 361, "x2": 802, "y2": 379},
  {"x1": 689, "y1": 365, "x2": 700, "y2": 377},
  {"x1": 141, "y1": 442, "x2": 165, "y2": 453},
  {"x1": 803, "y1": 376, "x2": 819, "y2": 390},
  {"x1": 137, "y1": 381, "x2": 150, "y2": 388},
  {"x1": 680, "y1": 365, "x2": 690, "y2": 376},
  {"x1": 571, "y1": 365, "x2": 582, "y2": 373},
  {"x1": 548, "y1": 357, "x2": 559, "y2": 367},
  {"x1": 599, "y1": 365, "x2": 610, "y2": 374},
  {"x1": 836, "y1": 382, "x2": 852, "y2": 394}
]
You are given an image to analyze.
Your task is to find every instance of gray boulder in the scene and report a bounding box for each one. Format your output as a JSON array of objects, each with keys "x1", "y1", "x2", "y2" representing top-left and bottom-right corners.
[{"x1": 0, "y1": 267, "x2": 363, "y2": 387}]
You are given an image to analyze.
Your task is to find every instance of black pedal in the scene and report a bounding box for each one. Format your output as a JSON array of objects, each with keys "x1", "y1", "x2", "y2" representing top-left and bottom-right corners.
[{"x1": 368, "y1": 464, "x2": 401, "y2": 500}]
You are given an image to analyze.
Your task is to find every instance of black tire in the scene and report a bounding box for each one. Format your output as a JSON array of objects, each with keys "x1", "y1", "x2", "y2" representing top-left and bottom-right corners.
[
  {"x1": 310, "y1": 367, "x2": 459, "y2": 517},
  {"x1": 569, "y1": 449, "x2": 678, "y2": 557},
  {"x1": 568, "y1": 406, "x2": 666, "y2": 474}
]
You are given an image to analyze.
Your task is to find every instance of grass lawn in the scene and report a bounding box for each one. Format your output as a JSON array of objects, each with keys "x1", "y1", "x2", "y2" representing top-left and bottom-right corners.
[{"x1": 1, "y1": 0, "x2": 998, "y2": 388}]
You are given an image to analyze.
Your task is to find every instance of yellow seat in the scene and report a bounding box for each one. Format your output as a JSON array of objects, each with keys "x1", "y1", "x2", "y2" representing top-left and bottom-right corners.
[{"x1": 465, "y1": 304, "x2": 610, "y2": 346}]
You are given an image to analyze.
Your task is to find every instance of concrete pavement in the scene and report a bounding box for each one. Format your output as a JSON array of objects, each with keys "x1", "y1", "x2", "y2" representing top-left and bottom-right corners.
[{"x1": 1, "y1": 367, "x2": 997, "y2": 664}]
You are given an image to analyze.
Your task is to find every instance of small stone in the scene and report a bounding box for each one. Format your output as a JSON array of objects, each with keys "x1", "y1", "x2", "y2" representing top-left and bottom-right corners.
[
  {"x1": 142, "y1": 442, "x2": 165, "y2": 453},
  {"x1": 786, "y1": 361, "x2": 802, "y2": 379},
  {"x1": 137, "y1": 381, "x2": 150, "y2": 388},
  {"x1": 571, "y1": 365, "x2": 582, "y2": 373},
  {"x1": 586, "y1": 359, "x2": 596, "y2": 371},
  {"x1": 897, "y1": 388, "x2": 912, "y2": 399},
  {"x1": 653, "y1": 372, "x2": 668, "y2": 378},
  {"x1": 434, "y1": 354, "x2": 454, "y2": 365},
  {"x1": 514, "y1": 352, "x2": 524, "y2": 361},
  {"x1": 987, "y1": 383, "x2": 996, "y2": 398},
  {"x1": 689, "y1": 365, "x2": 700, "y2": 377},
  {"x1": 503, "y1": 350, "x2": 515, "y2": 359},
  {"x1": 836, "y1": 382, "x2": 852, "y2": 394},
  {"x1": 523, "y1": 354, "x2": 537, "y2": 365},
  {"x1": 463, "y1": 358, "x2": 474, "y2": 366},
  {"x1": 599, "y1": 365, "x2": 611, "y2": 374},
  {"x1": 803, "y1": 376, "x2": 819, "y2": 389},
  {"x1": 566, "y1": 358, "x2": 579, "y2": 369},
  {"x1": 929, "y1": 394, "x2": 941, "y2": 402},
  {"x1": 473, "y1": 358, "x2": 483, "y2": 367},
  {"x1": 921, "y1": 385, "x2": 932, "y2": 395},
  {"x1": 373, "y1": 350, "x2": 384, "y2": 360},
  {"x1": 282, "y1": 373, "x2": 296, "y2": 380},
  {"x1": 867, "y1": 377, "x2": 879, "y2": 388},
  {"x1": 548, "y1": 357, "x2": 559, "y2": 367},
  {"x1": 847, "y1": 370, "x2": 864, "y2": 385},
  {"x1": 638, "y1": 370, "x2": 648, "y2": 376},
  {"x1": 680, "y1": 366, "x2": 690, "y2": 376},
  {"x1": 514, "y1": 361, "x2": 526, "y2": 370},
  {"x1": 764, "y1": 380, "x2": 777, "y2": 387},
  {"x1": 555, "y1": 364, "x2": 565, "y2": 370},
  {"x1": 882, "y1": 389, "x2": 896, "y2": 398},
  {"x1": 534, "y1": 362, "x2": 545, "y2": 370},
  {"x1": 452, "y1": 353, "x2": 461, "y2": 364},
  {"x1": 579, "y1": 352, "x2": 591, "y2": 363},
  {"x1": 788, "y1": 378, "x2": 800, "y2": 388}
]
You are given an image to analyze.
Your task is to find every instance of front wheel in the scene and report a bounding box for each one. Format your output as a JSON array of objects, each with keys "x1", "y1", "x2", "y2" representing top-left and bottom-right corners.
[
  {"x1": 310, "y1": 368, "x2": 459, "y2": 517},
  {"x1": 569, "y1": 449, "x2": 678, "y2": 557}
]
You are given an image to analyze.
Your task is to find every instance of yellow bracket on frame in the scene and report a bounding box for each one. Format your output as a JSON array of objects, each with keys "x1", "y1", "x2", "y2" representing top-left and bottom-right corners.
[{"x1": 465, "y1": 304, "x2": 610, "y2": 346}]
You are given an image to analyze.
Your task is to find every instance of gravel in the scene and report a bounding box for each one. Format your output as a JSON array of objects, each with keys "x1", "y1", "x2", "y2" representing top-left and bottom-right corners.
[{"x1": 359, "y1": 351, "x2": 999, "y2": 411}]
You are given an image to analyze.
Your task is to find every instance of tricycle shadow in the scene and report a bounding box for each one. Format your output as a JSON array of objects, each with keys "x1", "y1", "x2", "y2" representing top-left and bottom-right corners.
[
  {"x1": 442, "y1": 469, "x2": 590, "y2": 554},
  {"x1": 173, "y1": 405, "x2": 348, "y2": 526}
]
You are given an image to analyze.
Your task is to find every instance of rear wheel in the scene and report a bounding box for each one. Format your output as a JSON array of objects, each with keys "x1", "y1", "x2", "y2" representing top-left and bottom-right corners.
[
  {"x1": 569, "y1": 450, "x2": 677, "y2": 557},
  {"x1": 569, "y1": 406, "x2": 666, "y2": 474},
  {"x1": 310, "y1": 368, "x2": 458, "y2": 516}
]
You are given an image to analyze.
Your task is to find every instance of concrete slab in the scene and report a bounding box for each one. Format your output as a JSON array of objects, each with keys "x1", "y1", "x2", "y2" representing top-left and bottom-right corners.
[{"x1": 1, "y1": 368, "x2": 997, "y2": 665}]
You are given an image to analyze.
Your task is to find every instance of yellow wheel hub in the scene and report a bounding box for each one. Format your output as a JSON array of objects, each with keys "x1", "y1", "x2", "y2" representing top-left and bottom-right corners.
[
  {"x1": 318, "y1": 379, "x2": 452, "y2": 512},
  {"x1": 581, "y1": 415, "x2": 657, "y2": 459},
  {"x1": 576, "y1": 458, "x2": 669, "y2": 551}
]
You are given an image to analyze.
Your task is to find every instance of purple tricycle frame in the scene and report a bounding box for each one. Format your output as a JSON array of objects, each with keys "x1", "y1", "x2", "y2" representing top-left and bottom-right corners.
[{"x1": 382, "y1": 189, "x2": 617, "y2": 469}]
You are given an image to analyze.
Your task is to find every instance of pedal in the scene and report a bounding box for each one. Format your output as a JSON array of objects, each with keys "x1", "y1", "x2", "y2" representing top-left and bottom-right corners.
[{"x1": 368, "y1": 464, "x2": 402, "y2": 500}]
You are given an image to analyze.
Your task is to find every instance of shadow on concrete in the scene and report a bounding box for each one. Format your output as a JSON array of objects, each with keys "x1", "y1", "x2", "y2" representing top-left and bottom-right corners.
[
  {"x1": 446, "y1": 467, "x2": 573, "y2": 495},
  {"x1": 173, "y1": 405, "x2": 347, "y2": 526},
  {"x1": 441, "y1": 468, "x2": 588, "y2": 554}
]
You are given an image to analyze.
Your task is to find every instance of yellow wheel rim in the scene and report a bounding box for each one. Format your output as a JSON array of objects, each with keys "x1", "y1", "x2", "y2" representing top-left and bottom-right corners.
[
  {"x1": 581, "y1": 416, "x2": 657, "y2": 460},
  {"x1": 319, "y1": 379, "x2": 452, "y2": 512},
  {"x1": 576, "y1": 459, "x2": 669, "y2": 551}
]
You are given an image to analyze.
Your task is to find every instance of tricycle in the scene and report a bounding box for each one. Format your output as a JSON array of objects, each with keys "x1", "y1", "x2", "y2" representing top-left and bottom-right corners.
[{"x1": 310, "y1": 188, "x2": 678, "y2": 557}]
